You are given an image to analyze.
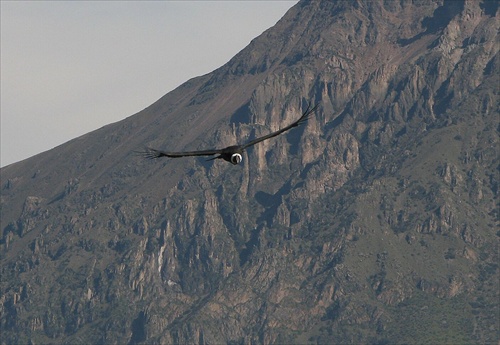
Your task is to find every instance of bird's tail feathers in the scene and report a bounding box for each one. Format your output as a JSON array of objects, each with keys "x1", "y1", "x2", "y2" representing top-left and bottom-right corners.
[{"x1": 206, "y1": 155, "x2": 221, "y2": 162}]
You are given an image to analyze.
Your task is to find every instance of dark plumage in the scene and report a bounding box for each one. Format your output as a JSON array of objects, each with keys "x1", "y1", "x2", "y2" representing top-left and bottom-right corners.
[{"x1": 139, "y1": 103, "x2": 318, "y2": 165}]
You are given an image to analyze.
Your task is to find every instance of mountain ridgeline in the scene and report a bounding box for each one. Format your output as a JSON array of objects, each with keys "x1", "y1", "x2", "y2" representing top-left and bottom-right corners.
[{"x1": 1, "y1": 1, "x2": 498, "y2": 344}]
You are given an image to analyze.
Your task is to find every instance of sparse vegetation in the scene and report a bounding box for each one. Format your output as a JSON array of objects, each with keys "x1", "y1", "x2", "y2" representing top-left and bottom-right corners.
[{"x1": 0, "y1": 0, "x2": 498, "y2": 344}]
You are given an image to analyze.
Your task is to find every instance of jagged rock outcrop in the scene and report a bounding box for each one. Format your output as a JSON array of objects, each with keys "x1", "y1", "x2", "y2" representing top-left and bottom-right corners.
[{"x1": 1, "y1": 1, "x2": 498, "y2": 344}]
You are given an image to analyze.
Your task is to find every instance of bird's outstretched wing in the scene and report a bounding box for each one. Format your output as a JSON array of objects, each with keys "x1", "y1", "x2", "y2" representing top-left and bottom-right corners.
[
  {"x1": 138, "y1": 103, "x2": 318, "y2": 161},
  {"x1": 240, "y1": 103, "x2": 318, "y2": 150},
  {"x1": 139, "y1": 147, "x2": 222, "y2": 159}
]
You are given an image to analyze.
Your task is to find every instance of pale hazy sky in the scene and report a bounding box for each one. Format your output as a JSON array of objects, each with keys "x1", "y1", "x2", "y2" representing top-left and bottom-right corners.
[{"x1": 0, "y1": 1, "x2": 297, "y2": 167}]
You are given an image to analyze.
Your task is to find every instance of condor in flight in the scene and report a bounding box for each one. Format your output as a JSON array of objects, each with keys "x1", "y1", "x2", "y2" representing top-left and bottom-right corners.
[{"x1": 140, "y1": 103, "x2": 318, "y2": 165}]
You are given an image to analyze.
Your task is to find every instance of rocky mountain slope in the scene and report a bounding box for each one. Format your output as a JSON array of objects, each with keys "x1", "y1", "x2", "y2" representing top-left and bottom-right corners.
[{"x1": 1, "y1": 0, "x2": 498, "y2": 344}]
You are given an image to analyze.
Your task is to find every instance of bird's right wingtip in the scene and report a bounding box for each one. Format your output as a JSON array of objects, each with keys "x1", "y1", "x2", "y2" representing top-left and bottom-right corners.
[{"x1": 135, "y1": 147, "x2": 162, "y2": 159}]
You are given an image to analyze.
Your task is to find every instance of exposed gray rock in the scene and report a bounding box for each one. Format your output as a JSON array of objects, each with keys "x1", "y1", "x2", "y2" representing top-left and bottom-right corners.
[{"x1": 1, "y1": 1, "x2": 498, "y2": 344}]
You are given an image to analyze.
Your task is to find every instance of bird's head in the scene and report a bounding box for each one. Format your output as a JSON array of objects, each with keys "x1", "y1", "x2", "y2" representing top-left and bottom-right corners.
[{"x1": 230, "y1": 153, "x2": 242, "y2": 165}]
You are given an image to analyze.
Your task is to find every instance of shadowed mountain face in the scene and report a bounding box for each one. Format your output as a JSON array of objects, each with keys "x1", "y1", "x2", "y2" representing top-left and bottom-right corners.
[{"x1": 1, "y1": 1, "x2": 498, "y2": 343}]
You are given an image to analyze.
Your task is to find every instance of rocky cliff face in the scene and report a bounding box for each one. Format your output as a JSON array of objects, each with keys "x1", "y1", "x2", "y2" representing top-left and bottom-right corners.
[{"x1": 1, "y1": 1, "x2": 498, "y2": 344}]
